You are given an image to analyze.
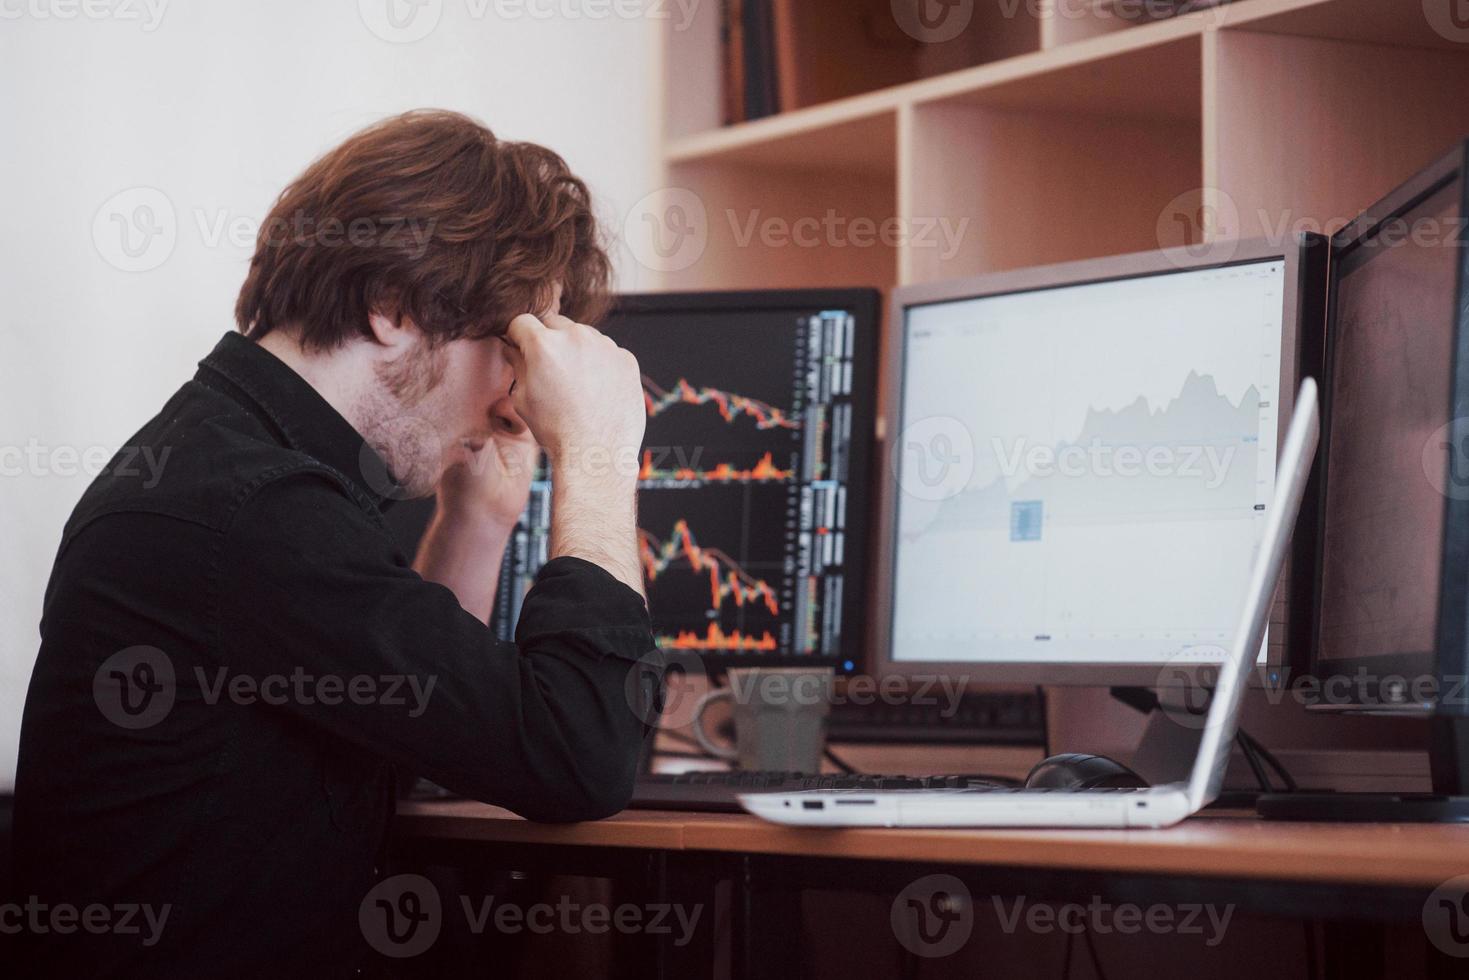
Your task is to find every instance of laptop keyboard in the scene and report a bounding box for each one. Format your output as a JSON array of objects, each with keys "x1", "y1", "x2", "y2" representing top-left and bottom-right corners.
[{"x1": 628, "y1": 771, "x2": 1013, "y2": 812}]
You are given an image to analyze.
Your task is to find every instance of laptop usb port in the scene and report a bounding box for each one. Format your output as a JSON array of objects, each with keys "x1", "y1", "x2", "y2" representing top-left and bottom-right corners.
[{"x1": 802, "y1": 800, "x2": 824, "y2": 810}]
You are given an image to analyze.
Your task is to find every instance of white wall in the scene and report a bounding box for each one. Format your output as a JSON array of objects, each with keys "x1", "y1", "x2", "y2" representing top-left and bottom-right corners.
[{"x1": 0, "y1": 0, "x2": 670, "y2": 790}]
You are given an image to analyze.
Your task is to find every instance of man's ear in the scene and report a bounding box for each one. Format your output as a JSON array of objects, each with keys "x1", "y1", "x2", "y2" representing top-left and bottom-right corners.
[{"x1": 366, "y1": 310, "x2": 418, "y2": 354}]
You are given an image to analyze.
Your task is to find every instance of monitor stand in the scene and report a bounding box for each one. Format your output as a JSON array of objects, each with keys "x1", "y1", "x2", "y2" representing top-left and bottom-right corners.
[
  {"x1": 1112, "y1": 690, "x2": 1469, "y2": 820},
  {"x1": 1109, "y1": 687, "x2": 1203, "y2": 786},
  {"x1": 1257, "y1": 716, "x2": 1469, "y2": 823},
  {"x1": 1255, "y1": 792, "x2": 1469, "y2": 822}
]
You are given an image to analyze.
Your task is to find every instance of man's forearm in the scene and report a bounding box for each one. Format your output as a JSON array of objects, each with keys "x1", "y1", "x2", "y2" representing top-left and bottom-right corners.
[
  {"x1": 548, "y1": 463, "x2": 645, "y2": 600},
  {"x1": 413, "y1": 509, "x2": 513, "y2": 624}
]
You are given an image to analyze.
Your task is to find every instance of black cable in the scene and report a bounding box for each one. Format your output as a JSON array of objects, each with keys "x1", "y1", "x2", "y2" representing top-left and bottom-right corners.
[
  {"x1": 1241, "y1": 729, "x2": 1298, "y2": 792},
  {"x1": 1082, "y1": 927, "x2": 1110, "y2": 980},
  {"x1": 1238, "y1": 732, "x2": 1272, "y2": 791},
  {"x1": 824, "y1": 746, "x2": 859, "y2": 774},
  {"x1": 1059, "y1": 929, "x2": 1074, "y2": 980},
  {"x1": 1236, "y1": 732, "x2": 1273, "y2": 792}
]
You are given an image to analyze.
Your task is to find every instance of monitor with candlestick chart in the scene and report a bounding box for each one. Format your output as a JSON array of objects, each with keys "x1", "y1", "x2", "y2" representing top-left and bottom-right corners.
[
  {"x1": 491, "y1": 289, "x2": 881, "y2": 669},
  {"x1": 380, "y1": 289, "x2": 879, "y2": 667}
]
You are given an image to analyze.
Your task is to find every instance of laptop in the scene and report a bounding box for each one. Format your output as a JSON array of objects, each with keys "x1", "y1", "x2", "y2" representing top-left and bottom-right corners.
[{"x1": 739, "y1": 378, "x2": 1320, "y2": 830}]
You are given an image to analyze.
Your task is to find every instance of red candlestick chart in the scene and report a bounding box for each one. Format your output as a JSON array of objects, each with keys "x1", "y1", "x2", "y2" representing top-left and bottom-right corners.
[{"x1": 642, "y1": 376, "x2": 800, "y2": 431}]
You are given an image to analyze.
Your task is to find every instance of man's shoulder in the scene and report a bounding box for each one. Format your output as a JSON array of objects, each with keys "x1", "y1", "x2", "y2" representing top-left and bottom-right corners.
[{"x1": 62, "y1": 377, "x2": 362, "y2": 545}]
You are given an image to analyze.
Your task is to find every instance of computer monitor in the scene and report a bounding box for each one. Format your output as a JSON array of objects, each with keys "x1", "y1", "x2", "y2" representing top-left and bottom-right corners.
[
  {"x1": 387, "y1": 289, "x2": 881, "y2": 672},
  {"x1": 606, "y1": 289, "x2": 879, "y2": 670},
  {"x1": 1310, "y1": 141, "x2": 1469, "y2": 716},
  {"x1": 871, "y1": 239, "x2": 1326, "y2": 688},
  {"x1": 1255, "y1": 142, "x2": 1469, "y2": 818}
]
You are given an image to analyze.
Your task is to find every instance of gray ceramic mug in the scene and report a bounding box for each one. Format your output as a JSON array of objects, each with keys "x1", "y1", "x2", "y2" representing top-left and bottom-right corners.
[{"x1": 690, "y1": 666, "x2": 834, "y2": 773}]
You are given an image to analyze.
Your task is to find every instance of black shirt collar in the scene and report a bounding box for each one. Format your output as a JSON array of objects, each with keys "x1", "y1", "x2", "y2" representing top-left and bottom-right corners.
[{"x1": 196, "y1": 332, "x2": 398, "y2": 511}]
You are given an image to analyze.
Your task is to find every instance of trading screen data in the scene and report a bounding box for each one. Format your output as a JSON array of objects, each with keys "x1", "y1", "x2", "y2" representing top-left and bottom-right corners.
[
  {"x1": 890, "y1": 260, "x2": 1288, "y2": 666},
  {"x1": 491, "y1": 300, "x2": 869, "y2": 665},
  {"x1": 1316, "y1": 182, "x2": 1460, "y2": 666}
]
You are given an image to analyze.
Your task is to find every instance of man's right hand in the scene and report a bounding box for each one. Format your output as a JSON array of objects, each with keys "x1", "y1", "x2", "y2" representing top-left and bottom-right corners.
[
  {"x1": 501, "y1": 312, "x2": 647, "y2": 598},
  {"x1": 503, "y1": 312, "x2": 646, "y2": 466}
]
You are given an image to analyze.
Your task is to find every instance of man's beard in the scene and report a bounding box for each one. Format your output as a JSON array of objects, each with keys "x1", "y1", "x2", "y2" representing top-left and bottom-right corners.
[{"x1": 358, "y1": 338, "x2": 450, "y2": 500}]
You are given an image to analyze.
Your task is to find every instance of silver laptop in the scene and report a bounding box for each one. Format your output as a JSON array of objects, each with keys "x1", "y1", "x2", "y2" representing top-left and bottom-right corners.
[{"x1": 740, "y1": 378, "x2": 1319, "y2": 830}]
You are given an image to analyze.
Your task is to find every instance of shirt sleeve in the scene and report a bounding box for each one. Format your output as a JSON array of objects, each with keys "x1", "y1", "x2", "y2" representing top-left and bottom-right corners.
[{"x1": 215, "y1": 469, "x2": 664, "y2": 821}]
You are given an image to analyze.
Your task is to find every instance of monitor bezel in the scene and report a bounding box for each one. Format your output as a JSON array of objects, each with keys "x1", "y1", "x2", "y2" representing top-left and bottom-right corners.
[
  {"x1": 1307, "y1": 142, "x2": 1469, "y2": 711},
  {"x1": 869, "y1": 238, "x2": 1325, "y2": 688},
  {"x1": 609, "y1": 287, "x2": 883, "y2": 674}
]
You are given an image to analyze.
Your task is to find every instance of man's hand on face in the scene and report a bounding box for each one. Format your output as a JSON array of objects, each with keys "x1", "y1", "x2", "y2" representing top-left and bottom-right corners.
[
  {"x1": 500, "y1": 311, "x2": 647, "y2": 597},
  {"x1": 435, "y1": 428, "x2": 538, "y2": 531},
  {"x1": 501, "y1": 312, "x2": 646, "y2": 478}
]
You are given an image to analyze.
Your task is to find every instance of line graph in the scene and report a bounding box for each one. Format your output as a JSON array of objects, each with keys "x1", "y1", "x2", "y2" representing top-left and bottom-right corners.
[
  {"x1": 639, "y1": 450, "x2": 794, "y2": 484},
  {"x1": 638, "y1": 519, "x2": 781, "y2": 617},
  {"x1": 658, "y1": 624, "x2": 779, "y2": 653},
  {"x1": 642, "y1": 375, "x2": 800, "y2": 431}
]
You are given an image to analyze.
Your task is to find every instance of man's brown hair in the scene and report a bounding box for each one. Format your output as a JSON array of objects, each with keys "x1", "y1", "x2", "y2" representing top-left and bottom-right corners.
[{"x1": 235, "y1": 110, "x2": 611, "y2": 349}]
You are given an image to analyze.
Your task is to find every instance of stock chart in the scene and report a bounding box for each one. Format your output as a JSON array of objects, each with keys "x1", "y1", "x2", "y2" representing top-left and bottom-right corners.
[
  {"x1": 890, "y1": 259, "x2": 1287, "y2": 666},
  {"x1": 490, "y1": 301, "x2": 864, "y2": 661}
]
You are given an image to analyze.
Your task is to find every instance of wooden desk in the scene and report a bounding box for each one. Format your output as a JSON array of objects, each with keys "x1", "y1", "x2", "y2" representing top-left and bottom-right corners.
[
  {"x1": 393, "y1": 802, "x2": 1469, "y2": 979},
  {"x1": 398, "y1": 800, "x2": 1469, "y2": 888}
]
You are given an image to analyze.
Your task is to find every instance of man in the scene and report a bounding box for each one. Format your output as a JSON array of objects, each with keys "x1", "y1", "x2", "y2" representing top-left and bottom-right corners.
[{"x1": 13, "y1": 110, "x2": 663, "y2": 977}]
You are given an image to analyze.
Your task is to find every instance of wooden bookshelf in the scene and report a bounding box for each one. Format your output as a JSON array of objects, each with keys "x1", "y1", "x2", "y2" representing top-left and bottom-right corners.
[
  {"x1": 643, "y1": 0, "x2": 1469, "y2": 767},
  {"x1": 650, "y1": 0, "x2": 1469, "y2": 291}
]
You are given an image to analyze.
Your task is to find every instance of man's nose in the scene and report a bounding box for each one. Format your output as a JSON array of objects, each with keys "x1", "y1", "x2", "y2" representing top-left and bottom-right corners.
[{"x1": 489, "y1": 393, "x2": 528, "y2": 437}]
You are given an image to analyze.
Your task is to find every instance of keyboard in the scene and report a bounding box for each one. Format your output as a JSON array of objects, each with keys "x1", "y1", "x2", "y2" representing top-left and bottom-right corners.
[
  {"x1": 823, "y1": 690, "x2": 1045, "y2": 745},
  {"x1": 628, "y1": 771, "x2": 1012, "y2": 813}
]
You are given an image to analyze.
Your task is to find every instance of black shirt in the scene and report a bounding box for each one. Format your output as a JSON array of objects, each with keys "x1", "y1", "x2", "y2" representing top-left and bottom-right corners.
[{"x1": 13, "y1": 332, "x2": 663, "y2": 978}]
